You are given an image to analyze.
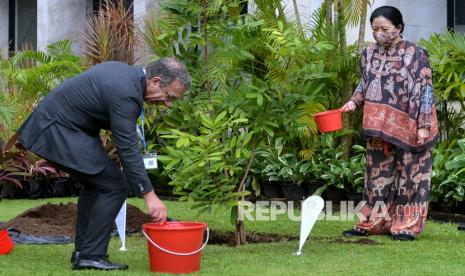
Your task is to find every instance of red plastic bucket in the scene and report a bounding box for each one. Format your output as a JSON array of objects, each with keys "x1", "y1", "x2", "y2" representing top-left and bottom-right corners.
[
  {"x1": 0, "y1": 230, "x2": 14, "y2": 255},
  {"x1": 142, "y1": 222, "x2": 208, "y2": 274},
  {"x1": 314, "y1": 109, "x2": 343, "y2": 133}
]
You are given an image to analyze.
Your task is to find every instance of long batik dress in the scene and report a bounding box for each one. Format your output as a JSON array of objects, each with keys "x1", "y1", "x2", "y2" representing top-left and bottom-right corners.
[{"x1": 349, "y1": 40, "x2": 439, "y2": 237}]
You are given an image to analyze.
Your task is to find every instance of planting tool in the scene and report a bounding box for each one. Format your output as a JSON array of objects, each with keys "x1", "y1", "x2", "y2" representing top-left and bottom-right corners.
[{"x1": 294, "y1": 195, "x2": 324, "y2": 256}]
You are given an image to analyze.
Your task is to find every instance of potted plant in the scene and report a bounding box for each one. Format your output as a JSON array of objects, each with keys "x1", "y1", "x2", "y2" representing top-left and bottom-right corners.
[
  {"x1": 6, "y1": 151, "x2": 58, "y2": 198},
  {"x1": 308, "y1": 133, "x2": 365, "y2": 202},
  {"x1": 259, "y1": 147, "x2": 308, "y2": 201},
  {"x1": 0, "y1": 152, "x2": 24, "y2": 199}
]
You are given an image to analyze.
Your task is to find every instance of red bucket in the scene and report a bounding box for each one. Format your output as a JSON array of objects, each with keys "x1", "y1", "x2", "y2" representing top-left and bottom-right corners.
[
  {"x1": 142, "y1": 222, "x2": 208, "y2": 274},
  {"x1": 314, "y1": 109, "x2": 343, "y2": 133},
  {"x1": 0, "y1": 230, "x2": 14, "y2": 255}
]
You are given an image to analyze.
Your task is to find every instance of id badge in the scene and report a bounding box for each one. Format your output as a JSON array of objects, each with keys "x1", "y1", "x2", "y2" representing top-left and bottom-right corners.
[{"x1": 143, "y1": 152, "x2": 158, "y2": 169}]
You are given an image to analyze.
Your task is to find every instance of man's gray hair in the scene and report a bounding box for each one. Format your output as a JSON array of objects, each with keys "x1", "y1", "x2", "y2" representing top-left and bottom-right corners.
[{"x1": 145, "y1": 57, "x2": 191, "y2": 89}]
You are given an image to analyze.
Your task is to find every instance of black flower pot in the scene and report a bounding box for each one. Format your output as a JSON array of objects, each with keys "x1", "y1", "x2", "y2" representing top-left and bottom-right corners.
[
  {"x1": 347, "y1": 192, "x2": 363, "y2": 205},
  {"x1": 280, "y1": 182, "x2": 306, "y2": 201},
  {"x1": 260, "y1": 181, "x2": 283, "y2": 199},
  {"x1": 304, "y1": 181, "x2": 324, "y2": 197},
  {"x1": 323, "y1": 186, "x2": 348, "y2": 202}
]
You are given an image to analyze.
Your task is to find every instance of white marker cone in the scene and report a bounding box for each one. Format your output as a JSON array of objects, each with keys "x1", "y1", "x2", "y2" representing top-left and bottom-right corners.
[
  {"x1": 295, "y1": 195, "x2": 324, "y2": 256},
  {"x1": 115, "y1": 200, "x2": 127, "y2": 251}
]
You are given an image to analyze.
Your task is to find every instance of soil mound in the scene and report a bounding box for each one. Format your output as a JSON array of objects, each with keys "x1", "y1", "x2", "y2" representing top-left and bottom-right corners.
[{"x1": 2, "y1": 202, "x2": 153, "y2": 237}]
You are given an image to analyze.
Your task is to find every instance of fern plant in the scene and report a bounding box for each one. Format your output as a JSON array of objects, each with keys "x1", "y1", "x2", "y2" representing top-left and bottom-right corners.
[
  {"x1": 0, "y1": 40, "x2": 83, "y2": 138},
  {"x1": 0, "y1": 40, "x2": 83, "y2": 101}
]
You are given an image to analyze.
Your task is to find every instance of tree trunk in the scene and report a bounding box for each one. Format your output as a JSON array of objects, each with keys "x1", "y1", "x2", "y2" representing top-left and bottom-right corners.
[
  {"x1": 357, "y1": 0, "x2": 368, "y2": 53},
  {"x1": 201, "y1": 0, "x2": 211, "y2": 99},
  {"x1": 325, "y1": 0, "x2": 333, "y2": 26},
  {"x1": 235, "y1": 220, "x2": 246, "y2": 245},
  {"x1": 336, "y1": 0, "x2": 353, "y2": 160},
  {"x1": 234, "y1": 138, "x2": 256, "y2": 246},
  {"x1": 292, "y1": 0, "x2": 303, "y2": 35}
]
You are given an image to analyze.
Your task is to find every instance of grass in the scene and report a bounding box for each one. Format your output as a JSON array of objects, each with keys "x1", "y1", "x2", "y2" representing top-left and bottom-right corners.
[{"x1": 1, "y1": 197, "x2": 465, "y2": 275}]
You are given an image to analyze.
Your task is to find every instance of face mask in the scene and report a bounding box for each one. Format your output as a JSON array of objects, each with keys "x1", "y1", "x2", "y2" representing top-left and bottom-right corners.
[{"x1": 373, "y1": 31, "x2": 399, "y2": 46}]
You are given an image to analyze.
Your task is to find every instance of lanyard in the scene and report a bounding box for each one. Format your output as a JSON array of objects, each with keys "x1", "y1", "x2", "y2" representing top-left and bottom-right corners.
[{"x1": 137, "y1": 108, "x2": 147, "y2": 152}]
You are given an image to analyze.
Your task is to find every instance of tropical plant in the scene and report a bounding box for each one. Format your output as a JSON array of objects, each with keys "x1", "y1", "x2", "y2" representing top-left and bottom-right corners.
[
  {"x1": 421, "y1": 32, "x2": 465, "y2": 142},
  {"x1": 309, "y1": 132, "x2": 365, "y2": 194},
  {"x1": 83, "y1": 0, "x2": 136, "y2": 65},
  {"x1": 0, "y1": 152, "x2": 24, "y2": 191},
  {"x1": 429, "y1": 139, "x2": 465, "y2": 206},
  {"x1": 7, "y1": 151, "x2": 58, "y2": 179},
  {"x1": 0, "y1": 40, "x2": 84, "y2": 140},
  {"x1": 157, "y1": 107, "x2": 255, "y2": 244},
  {"x1": 141, "y1": 0, "x2": 370, "y2": 245},
  {"x1": 0, "y1": 92, "x2": 19, "y2": 139},
  {"x1": 0, "y1": 40, "x2": 83, "y2": 101},
  {"x1": 257, "y1": 138, "x2": 310, "y2": 184}
]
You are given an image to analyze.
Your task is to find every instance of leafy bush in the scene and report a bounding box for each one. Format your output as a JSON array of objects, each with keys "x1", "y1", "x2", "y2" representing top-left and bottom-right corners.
[
  {"x1": 0, "y1": 40, "x2": 83, "y2": 101},
  {"x1": 309, "y1": 133, "x2": 365, "y2": 193},
  {"x1": 421, "y1": 32, "x2": 465, "y2": 141},
  {"x1": 431, "y1": 139, "x2": 465, "y2": 205},
  {"x1": 157, "y1": 108, "x2": 253, "y2": 214}
]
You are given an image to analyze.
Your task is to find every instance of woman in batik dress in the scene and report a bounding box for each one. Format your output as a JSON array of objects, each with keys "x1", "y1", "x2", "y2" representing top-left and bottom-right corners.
[{"x1": 340, "y1": 6, "x2": 439, "y2": 241}]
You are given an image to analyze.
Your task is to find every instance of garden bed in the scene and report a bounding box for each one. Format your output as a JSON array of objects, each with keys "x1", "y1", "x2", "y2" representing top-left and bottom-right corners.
[
  {"x1": 0, "y1": 202, "x2": 300, "y2": 245},
  {"x1": 1, "y1": 202, "x2": 152, "y2": 237}
]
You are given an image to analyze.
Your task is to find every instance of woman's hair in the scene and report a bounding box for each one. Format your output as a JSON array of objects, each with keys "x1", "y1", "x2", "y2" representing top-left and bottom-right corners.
[{"x1": 370, "y1": 6, "x2": 404, "y2": 33}]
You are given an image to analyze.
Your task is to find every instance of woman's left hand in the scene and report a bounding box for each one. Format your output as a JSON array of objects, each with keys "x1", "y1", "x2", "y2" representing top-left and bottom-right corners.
[{"x1": 417, "y1": 128, "x2": 430, "y2": 144}]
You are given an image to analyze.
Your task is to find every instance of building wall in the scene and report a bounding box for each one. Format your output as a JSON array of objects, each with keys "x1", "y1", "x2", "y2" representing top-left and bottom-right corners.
[
  {"x1": 0, "y1": 0, "x2": 9, "y2": 58},
  {"x1": 345, "y1": 0, "x2": 447, "y2": 45},
  {"x1": 2, "y1": 0, "x2": 449, "y2": 58},
  {"x1": 37, "y1": 0, "x2": 92, "y2": 54},
  {"x1": 249, "y1": 0, "x2": 447, "y2": 45},
  {"x1": 133, "y1": 0, "x2": 160, "y2": 65}
]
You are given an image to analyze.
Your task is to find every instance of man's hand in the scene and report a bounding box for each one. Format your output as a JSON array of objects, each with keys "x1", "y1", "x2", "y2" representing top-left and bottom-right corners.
[
  {"x1": 417, "y1": 128, "x2": 430, "y2": 144},
  {"x1": 143, "y1": 191, "x2": 167, "y2": 223},
  {"x1": 340, "y1": 101, "x2": 357, "y2": 113}
]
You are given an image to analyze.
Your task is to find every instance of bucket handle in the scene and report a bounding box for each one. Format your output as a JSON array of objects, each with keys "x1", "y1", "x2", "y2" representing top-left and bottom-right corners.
[{"x1": 142, "y1": 227, "x2": 209, "y2": 256}]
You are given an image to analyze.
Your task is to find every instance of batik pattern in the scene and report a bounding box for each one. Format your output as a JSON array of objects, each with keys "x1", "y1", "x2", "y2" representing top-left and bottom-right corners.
[
  {"x1": 350, "y1": 40, "x2": 439, "y2": 151},
  {"x1": 353, "y1": 138, "x2": 432, "y2": 236}
]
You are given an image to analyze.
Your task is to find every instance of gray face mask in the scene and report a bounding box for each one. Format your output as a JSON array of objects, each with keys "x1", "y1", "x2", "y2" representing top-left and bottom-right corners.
[{"x1": 373, "y1": 31, "x2": 400, "y2": 46}]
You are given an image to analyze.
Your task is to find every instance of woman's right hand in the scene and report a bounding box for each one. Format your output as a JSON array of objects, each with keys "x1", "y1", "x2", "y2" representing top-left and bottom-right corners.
[{"x1": 340, "y1": 100, "x2": 357, "y2": 113}]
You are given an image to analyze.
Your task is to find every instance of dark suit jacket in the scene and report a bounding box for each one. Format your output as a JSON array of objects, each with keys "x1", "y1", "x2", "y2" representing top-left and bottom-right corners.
[{"x1": 17, "y1": 61, "x2": 152, "y2": 194}]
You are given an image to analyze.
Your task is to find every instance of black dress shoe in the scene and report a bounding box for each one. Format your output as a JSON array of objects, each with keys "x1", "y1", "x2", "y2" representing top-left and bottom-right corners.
[
  {"x1": 392, "y1": 233, "x2": 415, "y2": 241},
  {"x1": 72, "y1": 258, "x2": 128, "y2": 270},
  {"x1": 70, "y1": 251, "x2": 109, "y2": 264},
  {"x1": 458, "y1": 224, "x2": 465, "y2": 231},
  {"x1": 342, "y1": 229, "x2": 368, "y2": 237},
  {"x1": 70, "y1": 251, "x2": 80, "y2": 265}
]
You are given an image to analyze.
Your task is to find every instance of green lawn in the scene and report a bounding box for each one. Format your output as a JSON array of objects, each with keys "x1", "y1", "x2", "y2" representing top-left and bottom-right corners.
[{"x1": 1, "y1": 197, "x2": 465, "y2": 275}]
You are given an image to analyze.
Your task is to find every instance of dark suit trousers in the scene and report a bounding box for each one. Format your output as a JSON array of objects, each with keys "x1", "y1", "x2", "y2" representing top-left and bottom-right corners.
[{"x1": 61, "y1": 161, "x2": 129, "y2": 256}]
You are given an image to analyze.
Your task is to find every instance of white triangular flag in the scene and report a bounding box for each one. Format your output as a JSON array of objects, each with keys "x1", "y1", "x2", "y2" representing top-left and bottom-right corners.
[
  {"x1": 295, "y1": 195, "x2": 324, "y2": 256},
  {"x1": 115, "y1": 200, "x2": 127, "y2": 251}
]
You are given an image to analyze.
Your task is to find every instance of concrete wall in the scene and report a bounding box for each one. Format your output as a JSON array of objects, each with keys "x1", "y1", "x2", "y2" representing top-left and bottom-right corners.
[
  {"x1": 3, "y1": 0, "x2": 448, "y2": 58},
  {"x1": 345, "y1": 0, "x2": 447, "y2": 44},
  {"x1": 37, "y1": 0, "x2": 92, "y2": 54},
  {"x1": 0, "y1": 0, "x2": 8, "y2": 58},
  {"x1": 134, "y1": 0, "x2": 160, "y2": 65},
  {"x1": 250, "y1": 0, "x2": 448, "y2": 45}
]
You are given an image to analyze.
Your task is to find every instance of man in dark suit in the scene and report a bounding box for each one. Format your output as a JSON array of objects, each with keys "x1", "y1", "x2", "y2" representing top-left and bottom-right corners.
[{"x1": 15, "y1": 58, "x2": 191, "y2": 270}]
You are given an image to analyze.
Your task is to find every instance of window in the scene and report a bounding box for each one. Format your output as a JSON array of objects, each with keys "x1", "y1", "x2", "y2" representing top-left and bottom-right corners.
[
  {"x1": 9, "y1": 0, "x2": 37, "y2": 52},
  {"x1": 448, "y1": 0, "x2": 465, "y2": 33}
]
